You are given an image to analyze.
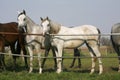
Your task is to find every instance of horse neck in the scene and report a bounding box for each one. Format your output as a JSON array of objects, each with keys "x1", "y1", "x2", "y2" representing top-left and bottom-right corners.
[
  {"x1": 26, "y1": 16, "x2": 36, "y2": 33},
  {"x1": 50, "y1": 21, "x2": 61, "y2": 34}
]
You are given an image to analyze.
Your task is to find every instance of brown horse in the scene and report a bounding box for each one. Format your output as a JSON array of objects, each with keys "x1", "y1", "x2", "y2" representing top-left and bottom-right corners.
[{"x1": 0, "y1": 22, "x2": 28, "y2": 70}]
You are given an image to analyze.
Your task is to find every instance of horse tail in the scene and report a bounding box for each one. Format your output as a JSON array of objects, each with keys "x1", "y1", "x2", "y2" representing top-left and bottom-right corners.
[{"x1": 97, "y1": 28, "x2": 101, "y2": 47}]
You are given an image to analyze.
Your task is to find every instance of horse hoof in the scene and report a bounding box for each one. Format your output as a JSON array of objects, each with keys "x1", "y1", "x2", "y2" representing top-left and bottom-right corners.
[
  {"x1": 99, "y1": 72, "x2": 102, "y2": 75},
  {"x1": 90, "y1": 70, "x2": 94, "y2": 75},
  {"x1": 29, "y1": 71, "x2": 32, "y2": 73},
  {"x1": 39, "y1": 72, "x2": 42, "y2": 74},
  {"x1": 118, "y1": 70, "x2": 120, "y2": 72},
  {"x1": 90, "y1": 72, "x2": 93, "y2": 75},
  {"x1": 69, "y1": 65, "x2": 73, "y2": 68},
  {"x1": 56, "y1": 69, "x2": 61, "y2": 74},
  {"x1": 29, "y1": 69, "x2": 32, "y2": 73},
  {"x1": 39, "y1": 68, "x2": 42, "y2": 74}
]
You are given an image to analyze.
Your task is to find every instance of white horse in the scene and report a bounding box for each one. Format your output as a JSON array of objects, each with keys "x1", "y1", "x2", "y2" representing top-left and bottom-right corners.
[
  {"x1": 40, "y1": 17, "x2": 103, "y2": 74},
  {"x1": 17, "y1": 10, "x2": 55, "y2": 74}
]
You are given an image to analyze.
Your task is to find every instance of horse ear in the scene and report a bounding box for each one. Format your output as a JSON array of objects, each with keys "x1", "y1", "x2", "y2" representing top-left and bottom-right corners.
[
  {"x1": 46, "y1": 16, "x2": 49, "y2": 20},
  {"x1": 23, "y1": 10, "x2": 26, "y2": 15},
  {"x1": 40, "y1": 17, "x2": 43, "y2": 21}
]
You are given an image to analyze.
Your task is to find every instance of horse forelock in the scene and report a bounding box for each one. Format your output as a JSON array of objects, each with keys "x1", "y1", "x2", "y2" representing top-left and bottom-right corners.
[
  {"x1": 18, "y1": 12, "x2": 25, "y2": 18},
  {"x1": 49, "y1": 20, "x2": 61, "y2": 34}
]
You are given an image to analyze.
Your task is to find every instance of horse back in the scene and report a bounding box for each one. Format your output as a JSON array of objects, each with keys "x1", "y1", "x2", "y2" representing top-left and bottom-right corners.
[
  {"x1": 0, "y1": 22, "x2": 18, "y2": 32},
  {"x1": 0, "y1": 22, "x2": 19, "y2": 45}
]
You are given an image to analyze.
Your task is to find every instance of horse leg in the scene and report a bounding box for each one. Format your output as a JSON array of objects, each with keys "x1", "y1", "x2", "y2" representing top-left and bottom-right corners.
[
  {"x1": 55, "y1": 45, "x2": 63, "y2": 73},
  {"x1": 76, "y1": 48, "x2": 81, "y2": 68},
  {"x1": 87, "y1": 49, "x2": 96, "y2": 74},
  {"x1": 78, "y1": 57, "x2": 81, "y2": 68},
  {"x1": 70, "y1": 48, "x2": 81, "y2": 68},
  {"x1": 70, "y1": 48, "x2": 76, "y2": 68},
  {"x1": 41, "y1": 47, "x2": 50, "y2": 68},
  {"x1": 77, "y1": 54, "x2": 81, "y2": 68},
  {"x1": 87, "y1": 42, "x2": 103, "y2": 75},
  {"x1": 0, "y1": 51, "x2": 6, "y2": 70},
  {"x1": 0, "y1": 40, "x2": 6, "y2": 70},
  {"x1": 113, "y1": 44, "x2": 120, "y2": 72},
  {"x1": 28, "y1": 46, "x2": 33, "y2": 73},
  {"x1": 38, "y1": 51, "x2": 42, "y2": 74},
  {"x1": 1, "y1": 53, "x2": 5, "y2": 70},
  {"x1": 0, "y1": 54, "x2": 3, "y2": 70},
  {"x1": 21, "y1": 44, "x2": 28, "y2": 68},
  {"x1": 70, "y1": 57, "x2": 76, "y2": 68},
  {"x1": 0, "y1": 42, "x2": 5, "y2": 70},
  {"x1": 0, "y1": 53, "x2": 2, "y2": 70},
  {"x1": 51, "y1": 47, "x2": 57, "y2": 69},
  {"x1": 118, "y1": 52, "x2": 120, "y2": 72},
  {"x1": 70, "y1": 49, "x2": 77, "y2": 68},
  {"x1": 18, "y1": 36, "x2": 28, "y2": 68},
  {"x1": 0, "y1": 53, "x2": 5, "y2": 70},
  {"x1": 10, "y1": 44, "x2": 17, "y2": 69},
  {"x1": 93, "y1": 46, "x2": 103, "y2": 75},
  {"x1": 23, "y1": 46, "x2": 28, "y2": 69},
  {"x1": 35, "y1": 44, "x2": 42, "y2": 74}
]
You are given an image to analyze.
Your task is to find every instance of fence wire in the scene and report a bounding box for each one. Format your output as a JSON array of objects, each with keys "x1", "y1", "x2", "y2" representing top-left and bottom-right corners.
[{"x1": 1, "y1": 32, "x2": 120, "y2": 36}]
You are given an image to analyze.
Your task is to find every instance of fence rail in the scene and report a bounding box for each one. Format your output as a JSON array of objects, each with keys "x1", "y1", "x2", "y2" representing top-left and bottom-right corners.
[
  {"x1": 1, "y1": 32, "x2": 120, "y2": 36},
  {"x1": 0, "y1": 52, "x2": 119, "y2": 59}
]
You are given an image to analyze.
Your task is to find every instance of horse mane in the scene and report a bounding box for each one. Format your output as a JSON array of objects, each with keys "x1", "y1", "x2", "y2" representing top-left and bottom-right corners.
[
  {"x1": 49, "y1": 20, "x2": 61, "y2": 34},
  {"x1": 25, "y1": 16, "x2": 38, "y2": 33},
  {"x1": 26, "y1": 16, "x2": 36, "y2": 26}
]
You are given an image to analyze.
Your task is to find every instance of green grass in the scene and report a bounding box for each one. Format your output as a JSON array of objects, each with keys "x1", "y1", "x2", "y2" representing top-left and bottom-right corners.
[{"x1": 0, "y1": 52, "x2": 120, "y2": 80}]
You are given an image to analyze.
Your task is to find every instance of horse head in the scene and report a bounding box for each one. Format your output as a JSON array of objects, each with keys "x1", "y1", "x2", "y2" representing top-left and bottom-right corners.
[
  {"x1": 40, "y1": 17, "x2": 61, "y2": 36},
  {"x1": 40, "y1": 17, "x2": 51, "y2": 36},
  {"x1": 17, "y1": 10, "x2": 27, "y2": 31}
]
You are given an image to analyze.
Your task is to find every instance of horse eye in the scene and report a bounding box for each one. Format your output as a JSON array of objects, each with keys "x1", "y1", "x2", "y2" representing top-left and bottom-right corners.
[
  {"x1": 47, "y1": 24, "x2": 50, "y2": 26},
  {"x1": 23, "y1": 18, "x2": 26, "y2": 21}
]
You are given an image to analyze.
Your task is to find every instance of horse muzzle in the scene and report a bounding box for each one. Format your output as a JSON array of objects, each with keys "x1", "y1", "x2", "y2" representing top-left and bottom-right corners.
[{"x1": 42, "y1": 32, "x2": 50, "y2": 37}]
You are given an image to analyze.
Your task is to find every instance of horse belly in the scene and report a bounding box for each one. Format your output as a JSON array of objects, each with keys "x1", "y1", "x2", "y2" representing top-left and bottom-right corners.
[{"x1": 63, "y1": 40, "x2": 83, "y2": 49}]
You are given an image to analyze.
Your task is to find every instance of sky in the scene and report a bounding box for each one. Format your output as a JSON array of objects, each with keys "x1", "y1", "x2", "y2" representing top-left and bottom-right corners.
[{"x1": 1, "y1": 0, "x2": 120, "y2": 33}]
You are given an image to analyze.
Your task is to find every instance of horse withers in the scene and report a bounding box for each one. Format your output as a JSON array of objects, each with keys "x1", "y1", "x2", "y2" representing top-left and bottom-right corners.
[{"x1": 0, "y1": 22, "x2": 28, "y2": 70}]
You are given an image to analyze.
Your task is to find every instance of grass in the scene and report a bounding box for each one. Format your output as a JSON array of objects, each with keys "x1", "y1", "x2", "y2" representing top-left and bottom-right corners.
[{"x1": 0, "y1": 51, "x2": 120, "y2": 80}]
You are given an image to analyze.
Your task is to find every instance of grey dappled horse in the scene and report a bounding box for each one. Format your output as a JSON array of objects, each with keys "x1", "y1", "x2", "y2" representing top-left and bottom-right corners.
[{"x1": 41, "y1": 17, "x2": 103, "y2": 74}]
